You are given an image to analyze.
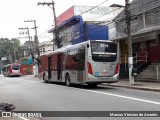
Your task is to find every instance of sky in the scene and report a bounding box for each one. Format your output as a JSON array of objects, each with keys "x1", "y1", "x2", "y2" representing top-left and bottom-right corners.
[{"x1": 0, "y1": 0, "x2": 125, "y2": 44}]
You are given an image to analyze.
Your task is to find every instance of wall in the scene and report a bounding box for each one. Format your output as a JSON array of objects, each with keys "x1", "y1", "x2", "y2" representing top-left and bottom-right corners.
[
  {"x1": 147, "y1": 41, "x2": 160, "y2": 63},
  {"x1": 59, "y1": 17, "x2": 109, "y2": 46}
]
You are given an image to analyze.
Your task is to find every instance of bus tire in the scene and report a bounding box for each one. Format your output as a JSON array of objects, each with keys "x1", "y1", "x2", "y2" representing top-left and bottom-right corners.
[
  {"x1": 43, "y1": 73, "x2": 48, "y2": 83},
  {"x1": 65, "y1": 74, "x2": 71, "y2": 87},
  {"x1": 87, "y1": 83, "x2": 98, "y2": 88}
]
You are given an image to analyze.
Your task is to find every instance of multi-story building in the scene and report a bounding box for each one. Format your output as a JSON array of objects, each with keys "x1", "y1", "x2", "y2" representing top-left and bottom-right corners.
[
  {"x1": 48, "y1": 5, "x2": 123, "y2": 50},
  {"x1": 39, "y1": 41, "x2": 53, "y2": 55},
  {"x1": 113, "y1": 0, "x2": 160, "y2": 80}
]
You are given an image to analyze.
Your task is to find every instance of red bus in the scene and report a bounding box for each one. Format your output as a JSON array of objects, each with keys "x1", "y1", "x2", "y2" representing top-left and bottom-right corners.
[{"x1": 2, "y1": 63, "x2": 22, "y2": 77}]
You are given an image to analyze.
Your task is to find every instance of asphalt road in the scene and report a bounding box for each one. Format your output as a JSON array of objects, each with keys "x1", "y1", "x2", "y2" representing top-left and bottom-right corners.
[{"x1": 0, "y1": 74, "x2": 160, "y2": 120}]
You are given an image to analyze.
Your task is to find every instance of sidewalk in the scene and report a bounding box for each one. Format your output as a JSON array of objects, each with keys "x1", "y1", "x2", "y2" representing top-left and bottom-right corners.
[{"x1": 103, "y1": 79, "x2": 160, "y2": 92}]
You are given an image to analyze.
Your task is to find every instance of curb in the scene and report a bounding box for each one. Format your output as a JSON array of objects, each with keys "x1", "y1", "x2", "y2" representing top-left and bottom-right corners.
[{"x1": 102, "y1": 84, "x2": 160, "y2": 92}]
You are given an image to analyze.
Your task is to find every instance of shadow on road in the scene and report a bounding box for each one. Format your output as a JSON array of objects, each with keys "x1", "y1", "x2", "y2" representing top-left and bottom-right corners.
[
  {"x1": 42, "y1": 81, "x2": 115, "y2": 90},
  {"x1": 5, "y1": 76, "x2": 21, "y2": 78}
]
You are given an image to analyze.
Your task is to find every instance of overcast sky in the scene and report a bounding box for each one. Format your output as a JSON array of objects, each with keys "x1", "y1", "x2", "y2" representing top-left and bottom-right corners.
[{"x1": 0, "y1": 0, "x2": 125, "y2": 43}]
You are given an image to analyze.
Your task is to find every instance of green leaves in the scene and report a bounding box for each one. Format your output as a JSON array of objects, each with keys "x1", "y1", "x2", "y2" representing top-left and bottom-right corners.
[{"x1": 0, "y1": 38, "x2": 23, "y2": 62}]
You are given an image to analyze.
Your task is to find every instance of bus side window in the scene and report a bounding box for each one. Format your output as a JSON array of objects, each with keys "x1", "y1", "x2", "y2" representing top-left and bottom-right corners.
[
  {"x1": 38, "y1": 60, "x2": 42, "y2": 68},
  {"x1": 77, "y1": 47, "x2": 85, "y2": 62},
  {"x1": 77, "y1": 47, "x2": 85, "y2": 70},
  {"x1": 72, "y1": 47, "x2": 85, "y2": 62}
]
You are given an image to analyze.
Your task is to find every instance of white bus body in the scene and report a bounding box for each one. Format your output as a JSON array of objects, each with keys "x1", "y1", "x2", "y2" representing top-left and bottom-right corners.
[{"x1": 39, "y1": 40, "x2": 120, "y2": 87}]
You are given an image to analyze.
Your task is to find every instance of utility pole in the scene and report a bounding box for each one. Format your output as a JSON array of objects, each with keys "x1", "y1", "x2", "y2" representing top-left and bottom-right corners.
[
  {"x1": 19, "y1": 27, "x2": 31, "y2": 43},
  {"x1": 18, "y1": 27, "x2": 33, "y2": 58},
  {"x1": 124, "y1": 0, "x2": 134, "y2": 84},
  {"x1": 38, "y1": 0, "x2": 60, "y2": 49},
  {"x1": 24, "y1": 20, "x2": 40, "y2": 56}
]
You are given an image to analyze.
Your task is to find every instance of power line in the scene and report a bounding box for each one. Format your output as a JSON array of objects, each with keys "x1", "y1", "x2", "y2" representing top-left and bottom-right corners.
[
  {"x1": 55, "y1": 0, "x2": 111, "y2": 24},
  {"x1": 36, "y1": 0, "x2": 122, "y2": 48},
  {"x1": 84, "y1": 6, "x2": 124, "y2": 22},
  {"x1": 24, "y1": 20, "x2": 40, "y2": 56},
  {"x1": 38, "y1": 25, "x2": 53, "y2": 37},
  {"x1": 18, "y1": 27, "x2": 34, "y2": 58},
  {"x1": 80, "y1": 0, "x2": 109, "y2": 15},
  {"x1": 38, "y1": 1, "x2": 60, "y2": 49}
]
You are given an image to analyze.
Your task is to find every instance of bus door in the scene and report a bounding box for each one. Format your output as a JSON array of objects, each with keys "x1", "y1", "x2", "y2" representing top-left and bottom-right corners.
[
  {"x1": 57, "y1": 54, "x2": 62, "y2": 80},
  {"x1": 48, "y1": 56, "x2": 52, "y2": 80}
]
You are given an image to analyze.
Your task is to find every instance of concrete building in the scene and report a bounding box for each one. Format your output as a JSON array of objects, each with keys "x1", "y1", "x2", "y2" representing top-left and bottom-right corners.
[
  {"x1": 113, "y1": 0, "x2": 160, "y2": 80},
  {"x1": 39, "y1": 41, "x2": 53, "y2": 55},
  {"x1": 48, "y1": 5, "x2": 123, "y2": 50}
]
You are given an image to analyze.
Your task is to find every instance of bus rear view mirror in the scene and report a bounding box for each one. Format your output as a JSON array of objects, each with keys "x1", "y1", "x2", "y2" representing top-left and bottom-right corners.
[{"x1": 87, "y1": 44, "x2": 89, "y2": 48}]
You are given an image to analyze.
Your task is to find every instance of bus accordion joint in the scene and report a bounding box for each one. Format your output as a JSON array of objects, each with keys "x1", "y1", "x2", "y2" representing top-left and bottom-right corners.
[{"x1": 87, "y1": 62, "x2": 93, "y2": 75}]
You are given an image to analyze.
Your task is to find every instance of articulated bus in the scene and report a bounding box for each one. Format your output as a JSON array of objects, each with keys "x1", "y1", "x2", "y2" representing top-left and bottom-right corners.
[
  {"x1": 2, "y1": 63, "x2": 22, "y2": 77},
  {"x1": 38, "y1": 40, "x2": 120, "y2": 87}
]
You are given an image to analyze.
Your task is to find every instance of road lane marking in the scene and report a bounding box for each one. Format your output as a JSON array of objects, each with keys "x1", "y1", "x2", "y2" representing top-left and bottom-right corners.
[
  {"x1": 81, "y1": 89, "x2": 160, "y2": 105},
  {"x1": 45, "y1": 83, "x2": 160, "y2": 106},
  {"x1": 18, "y1": 78, "x2": 160, "y2": 105}
]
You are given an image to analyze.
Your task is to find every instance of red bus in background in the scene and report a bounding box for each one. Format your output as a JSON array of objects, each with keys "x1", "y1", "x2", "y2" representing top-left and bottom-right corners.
[{"x1": 2, "y1": 63, "x2": 22, "y2": 77}]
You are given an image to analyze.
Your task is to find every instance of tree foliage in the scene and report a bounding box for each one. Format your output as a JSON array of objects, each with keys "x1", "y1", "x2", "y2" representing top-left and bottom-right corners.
[{"x1": 0, "y1": 38, "x2": 23, "y2": 62}]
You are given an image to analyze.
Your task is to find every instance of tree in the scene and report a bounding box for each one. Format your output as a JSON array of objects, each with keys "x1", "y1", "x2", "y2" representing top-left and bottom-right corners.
[
  {"x1": 0, "y1": 38, "x2": 23, "y2": 64},
  {"x1": 11, "y1": 38, "x2": 24, "y2": 61}
]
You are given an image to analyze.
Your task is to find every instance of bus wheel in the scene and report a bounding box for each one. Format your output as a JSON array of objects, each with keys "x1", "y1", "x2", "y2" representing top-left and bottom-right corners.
[
  {"x1": 65, "y1": 74, "x2": 71, "y2": 87},
  {"x1": 87, "y1": 83, "x2": 98, "y2": 88},
  {"x1": 43, "y1": 73, "x2": 48, "y2": 83}
]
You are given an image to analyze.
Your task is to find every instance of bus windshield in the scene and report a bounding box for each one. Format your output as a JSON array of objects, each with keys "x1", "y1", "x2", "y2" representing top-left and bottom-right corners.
[
  {"x1": 12, "y1": 65, "x2": 20, "y2": 70},
  {"x1": 91, "y1": 41, "x2": 117, "y2": 62}
]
